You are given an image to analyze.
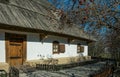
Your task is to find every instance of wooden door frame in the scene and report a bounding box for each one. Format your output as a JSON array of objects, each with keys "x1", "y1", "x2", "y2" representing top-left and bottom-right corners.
[{"x1": 5, "y1": 33, "x2": 27, "y2": 65}]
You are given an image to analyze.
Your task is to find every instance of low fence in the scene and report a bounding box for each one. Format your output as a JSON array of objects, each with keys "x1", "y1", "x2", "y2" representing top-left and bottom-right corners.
[
  {"x1": 36, "y1": 60, "x2": 98, "y2": 71},
  {"x1": 0, "y1": 60, "x2": 97, "y2": 77},
  {"x1": 1, "y1": 59, "x2": 116, "y2": 77}
]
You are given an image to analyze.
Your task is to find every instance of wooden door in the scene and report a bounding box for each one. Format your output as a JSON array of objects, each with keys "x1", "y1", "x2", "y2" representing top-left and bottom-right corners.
[
  {"x1": 5, "y1": 33, "x2": 26, "y2": 66},
  {"x1": 9, "y1": 40, "x2": 23, "y2": 66}
]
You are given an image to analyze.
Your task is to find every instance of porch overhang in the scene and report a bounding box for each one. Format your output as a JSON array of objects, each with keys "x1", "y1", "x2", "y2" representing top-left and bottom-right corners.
[{"x1": 0, "y1": 23, "x2": 96, "y2": 43}]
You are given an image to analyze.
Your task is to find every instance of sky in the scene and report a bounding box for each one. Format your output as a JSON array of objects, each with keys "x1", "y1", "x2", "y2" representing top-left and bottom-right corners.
[
  {"x1": 48, "y1": 0, "x2": 120, "y2": 10},
  {"x1": 48, "y1": 0, "x2": 76, "y2": 10}
]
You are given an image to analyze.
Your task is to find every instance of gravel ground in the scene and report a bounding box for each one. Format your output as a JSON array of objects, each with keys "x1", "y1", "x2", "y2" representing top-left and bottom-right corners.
[{"x1": 19, "y1": 61, "x2": 109, "y2": 77}]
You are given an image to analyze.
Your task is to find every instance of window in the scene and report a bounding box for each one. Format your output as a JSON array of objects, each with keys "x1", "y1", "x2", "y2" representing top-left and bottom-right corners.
[
  {"x1": 53, "y1": 41, "x2": 59, "y2": 54},
  {"x1": 53, "y1": 41, "x2": 65, "y2": 54},
  {"x1": 80, "y1": 46, "x2": 84, "y2": 52},
  {"x1": 77, "y1": 44, "x2": 84, "y2": 53},
  {"x1": 77, "y1": 44, "x2": 81, "y2": 53}
]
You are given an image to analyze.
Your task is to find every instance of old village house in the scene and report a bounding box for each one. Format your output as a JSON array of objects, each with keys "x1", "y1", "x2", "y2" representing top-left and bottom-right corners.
[{"x1": 0, "y1": 0, "x2": 96, "y2": 72}]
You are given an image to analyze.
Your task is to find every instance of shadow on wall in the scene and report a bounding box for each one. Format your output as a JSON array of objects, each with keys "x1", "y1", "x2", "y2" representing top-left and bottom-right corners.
[{"x1": 27, "y1": 35, "x2": 87, "y2": 45}]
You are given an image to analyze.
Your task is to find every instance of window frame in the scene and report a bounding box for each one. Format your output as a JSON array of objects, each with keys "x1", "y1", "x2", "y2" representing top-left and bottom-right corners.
[
  {"x1": 77, "y1": 44, "x2": 84, "y2": 53},
  {"x1": 53, "y1": 41, "x2": 59, "y2": 54}
]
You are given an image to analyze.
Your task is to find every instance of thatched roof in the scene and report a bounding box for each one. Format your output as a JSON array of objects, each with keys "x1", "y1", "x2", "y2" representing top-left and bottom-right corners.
[{"x1": 0, "y1": 0, "x2": 96, "y2": 42}]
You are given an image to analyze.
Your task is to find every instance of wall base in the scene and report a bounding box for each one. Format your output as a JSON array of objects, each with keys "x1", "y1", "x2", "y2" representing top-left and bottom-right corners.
[{"x1": 24, "y1": 56, "x2": 91, "y2": 67}]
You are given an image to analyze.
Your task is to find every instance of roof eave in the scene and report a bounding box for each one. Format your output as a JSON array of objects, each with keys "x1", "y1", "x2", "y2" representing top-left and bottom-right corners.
[{"x1": 0, "y1": 23, "x2": 96, "y2": 42}]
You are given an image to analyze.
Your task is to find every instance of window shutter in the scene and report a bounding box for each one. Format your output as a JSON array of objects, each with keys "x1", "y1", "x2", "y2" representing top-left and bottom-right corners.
[
  {"x1": 80, "y1": 46, "x2": 84, "y2": 52},
  {"x1": 59, "y1": 44, "x2": 65, "y2": 53}
]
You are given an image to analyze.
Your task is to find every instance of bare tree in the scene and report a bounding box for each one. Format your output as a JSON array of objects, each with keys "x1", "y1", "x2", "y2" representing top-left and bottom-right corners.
[{"x1": 49, "y1": 0, "x2": 120, "y2": 61}]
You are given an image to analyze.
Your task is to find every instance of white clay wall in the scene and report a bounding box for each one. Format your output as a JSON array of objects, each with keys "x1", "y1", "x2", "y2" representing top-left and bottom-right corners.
[
  {"x1": 0, "y1": 29, "x2": 88, "y2": 62},
  {"x1": 0, "y1": 31, "x2": 5, "y2": 62}
]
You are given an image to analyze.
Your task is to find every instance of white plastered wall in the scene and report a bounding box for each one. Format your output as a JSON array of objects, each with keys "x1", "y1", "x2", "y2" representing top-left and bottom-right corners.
[
  {"x1": 0, "y1": 31, "x2": 5, "y2": 62},
  {"x1": 0, "y1": 29, "x2": 88, "y2": 62},
  {"x1": 27, "y1": 34, "x2": 88, "y2": 60}
]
